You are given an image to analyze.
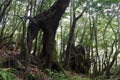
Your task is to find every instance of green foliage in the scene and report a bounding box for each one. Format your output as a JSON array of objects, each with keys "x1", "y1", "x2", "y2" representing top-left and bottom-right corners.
[
  {"x1": 0, "y1": 69, "x2": 14, "y2": 80},
  {"x1": 68, "y1": 76, "x2": 90, "y2": 80},
  {"x1": 46, "y1": 69, "x2": 91, "y2": 80},
  {"x1": 46, "y1": 69, "x2": 67, "y2": 80},
  {"x1": 111, "y1": 64, "x2": 120, "y2": 73}
]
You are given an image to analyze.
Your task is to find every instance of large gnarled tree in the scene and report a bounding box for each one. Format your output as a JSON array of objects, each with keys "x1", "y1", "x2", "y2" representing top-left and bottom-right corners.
[{"x1": 27, "y1": 0, "x2": 70, "y2": 69}]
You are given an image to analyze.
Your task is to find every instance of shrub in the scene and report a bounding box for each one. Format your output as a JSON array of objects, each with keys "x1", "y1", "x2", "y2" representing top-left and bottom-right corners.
[
  {"x1": 46, "y1": 69, "x2": 67, "y2": 80},
  {"x1": 0, "y1": 69, "x2": 14, "y2": 80}
]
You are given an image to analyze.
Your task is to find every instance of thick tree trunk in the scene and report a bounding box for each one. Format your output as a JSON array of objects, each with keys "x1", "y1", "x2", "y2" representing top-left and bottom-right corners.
[
  {"x1": 27, "y1": 0, "x2": 70, "y2": 69},
  {"x1": 40, "y1": 30, "x2": 56, "y2": 68}
]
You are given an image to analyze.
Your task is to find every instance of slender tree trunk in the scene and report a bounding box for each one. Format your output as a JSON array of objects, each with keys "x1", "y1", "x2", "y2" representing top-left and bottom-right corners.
[
  {"x1": 0, "y1": 0, "x2": 12, "y2": 42},
  {"x1": 64, "y1": 6, "x2": 86, "y2": 69},
  {"x1": 64, "y1": 19, "x2": 76, "y2": 69}
]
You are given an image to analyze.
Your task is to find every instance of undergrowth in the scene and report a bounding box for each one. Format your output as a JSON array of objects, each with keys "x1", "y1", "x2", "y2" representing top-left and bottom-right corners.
[
  {"x1": 0, "y1": 69, "x2": 14, "y2": 80},
  {"x1": 2, "y1": 68, "x2": 118, "y2": 80},
  {"x1": 46, "y1": 69, "x2": 90, "y2": 80}
]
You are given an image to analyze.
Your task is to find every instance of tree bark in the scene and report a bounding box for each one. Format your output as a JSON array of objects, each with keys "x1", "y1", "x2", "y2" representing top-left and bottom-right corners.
[{"x1": 27, "y1": 0, "x2": 70, "y2": 69}]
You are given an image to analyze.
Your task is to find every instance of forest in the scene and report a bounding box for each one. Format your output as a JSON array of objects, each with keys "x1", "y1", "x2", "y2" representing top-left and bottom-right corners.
[{"x1": 0, "y1": 0, "x2": 120, "y2": 80}]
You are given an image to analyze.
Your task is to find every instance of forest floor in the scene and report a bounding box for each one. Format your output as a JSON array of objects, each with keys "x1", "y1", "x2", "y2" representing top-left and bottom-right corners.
[
  {"x1": 0, "y1": 49, "x2": 120, "y2": 80},
  {"x1": 0, "y1": 49, "x2": 90, "y2": 80}
]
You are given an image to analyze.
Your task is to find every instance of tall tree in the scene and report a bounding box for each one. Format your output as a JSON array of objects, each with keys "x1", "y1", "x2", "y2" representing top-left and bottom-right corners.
[
  {"x1": 64, "y1": 2, "x2": 86, "y2": 69},
  {"x1": 27, "y1": 0, "x2": 70, "y2": 69}
]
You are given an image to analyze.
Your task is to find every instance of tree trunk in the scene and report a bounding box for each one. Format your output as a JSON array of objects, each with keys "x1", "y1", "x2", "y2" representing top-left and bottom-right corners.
[
  {"x1": 64, "y1": 7, "x2": 86, "y2": 69},
  {"x1": 27, "y1": 0, "x2": 70, "y2": 69},
  {"x1": 0, "y1": 0, "x2": 12, "y2": 42}
]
